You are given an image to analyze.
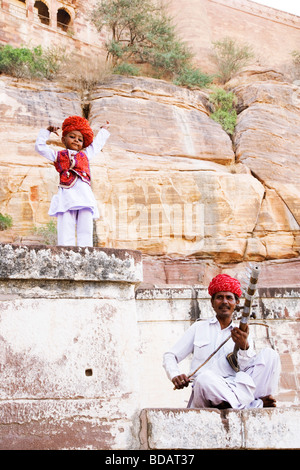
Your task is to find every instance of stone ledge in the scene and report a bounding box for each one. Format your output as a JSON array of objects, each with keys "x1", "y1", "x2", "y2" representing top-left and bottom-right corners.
[
  {"x1": 0, "y1": 244, "x2": 142, "y2": 284},
  {"x1": 140, "y1": 407, "x2": 300, "y2": 450}
]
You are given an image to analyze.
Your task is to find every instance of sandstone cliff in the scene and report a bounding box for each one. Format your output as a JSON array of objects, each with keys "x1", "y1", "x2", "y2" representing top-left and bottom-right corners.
[{"x1": 0, "y1": 69, "x2": 299, "y2": 286}]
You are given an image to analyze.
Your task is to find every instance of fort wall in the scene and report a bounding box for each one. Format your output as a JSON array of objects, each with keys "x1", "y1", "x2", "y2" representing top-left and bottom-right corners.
[
  {"x1": 168, "y1": 0, "x2": 300, "y2": 73},
  {"x1": 0, "y1": 0, "x2": 299, "y2": 73}
]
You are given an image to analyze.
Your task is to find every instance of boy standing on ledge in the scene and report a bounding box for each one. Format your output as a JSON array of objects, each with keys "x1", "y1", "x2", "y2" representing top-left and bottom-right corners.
[{"x1": 35, "y1": 115, "x2": 110, "y2": 247}]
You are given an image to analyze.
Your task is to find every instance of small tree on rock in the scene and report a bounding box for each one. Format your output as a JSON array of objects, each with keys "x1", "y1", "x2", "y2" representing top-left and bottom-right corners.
[
  {"x1": 91, "y1": 0, "x2": 192, "y2": 77},
  {"x1": 211, "y1": 37, "x2": 255, "y2": 84}
]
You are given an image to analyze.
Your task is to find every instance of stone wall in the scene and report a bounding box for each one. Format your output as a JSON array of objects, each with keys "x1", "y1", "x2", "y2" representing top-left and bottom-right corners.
[
  {"x1": 167, "y1": 0, "x2": 300, "y2": 75},
  {"x1": 0, "y1": 244, "x2": 143, "y2": 450},
  {"x1": 140, "y1": 408, "x2": 300, "y2": 449},
  {"x1": 0, "y1": 0, "x2": 299, "y2": 74},
  {"x1": 0, "y1": 244, "x2": 299, "y2": 449},
  {"x1": 0, "y1": 0, "x2": 105, "y2": 60}
]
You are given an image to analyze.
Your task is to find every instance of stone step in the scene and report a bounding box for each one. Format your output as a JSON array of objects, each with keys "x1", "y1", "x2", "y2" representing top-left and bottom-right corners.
[{"x1": 139, "y1": 407, "x2": 300, "y2": 450}]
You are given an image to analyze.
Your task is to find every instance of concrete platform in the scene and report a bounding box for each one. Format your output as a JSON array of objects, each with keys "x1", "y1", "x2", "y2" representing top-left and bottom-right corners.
[{"x1": 140, "y1": 407, "x2": 300, "y2": 450}]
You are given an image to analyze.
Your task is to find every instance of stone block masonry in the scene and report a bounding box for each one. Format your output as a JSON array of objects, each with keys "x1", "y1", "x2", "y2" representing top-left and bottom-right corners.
[{"x1": 0, "y1": 244, "x2": 143, "y2": 450}]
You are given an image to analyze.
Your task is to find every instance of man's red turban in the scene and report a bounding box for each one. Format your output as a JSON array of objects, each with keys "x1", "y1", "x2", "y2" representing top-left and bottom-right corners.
[
  {"x1": 62, "y1": 116, "x2": 94, "y2": 148},
  {"x1": 208, "y1": 274, "x2": 242, "y2": 298}
]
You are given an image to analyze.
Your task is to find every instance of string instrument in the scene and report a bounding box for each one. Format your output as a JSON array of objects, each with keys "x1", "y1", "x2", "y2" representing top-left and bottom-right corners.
[{"x1": 226, "y1": 265, "x2": 261, "y2": 372}]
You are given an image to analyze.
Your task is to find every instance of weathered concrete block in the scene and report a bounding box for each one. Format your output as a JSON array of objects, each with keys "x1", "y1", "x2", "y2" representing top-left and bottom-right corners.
[
  {"x1": 140, "y1": 408, "x2": 243, "y2": 449},
  {"x1": 0, "y1": 244, "x2": 142, "y2": 450},
  {"x1": 243, "y1": 407, "x2": 300, "y2": 449},
  {"x1": 139, "y1": 408, "x2": 300, "y2": 449}
]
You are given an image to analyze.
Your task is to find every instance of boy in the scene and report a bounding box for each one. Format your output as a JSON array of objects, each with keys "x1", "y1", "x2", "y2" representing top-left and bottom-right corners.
[{"x1": 35, "y1": 115, "x2": 110, "y2": 247}]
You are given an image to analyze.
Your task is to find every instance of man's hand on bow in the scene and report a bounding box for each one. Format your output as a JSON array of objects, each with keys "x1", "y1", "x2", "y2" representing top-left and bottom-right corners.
[{"x1": 172, "y1": 374, "x2": 190, "y2": 389}]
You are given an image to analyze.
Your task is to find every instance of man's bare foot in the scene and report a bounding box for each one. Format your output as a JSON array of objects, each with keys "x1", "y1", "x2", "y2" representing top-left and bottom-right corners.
[
  {"x1": 210, "y1": 401, "x2": 231, "y2": 409},
  {"x1": 261, "y1": 395, "x2": 276, "y2": 407}
]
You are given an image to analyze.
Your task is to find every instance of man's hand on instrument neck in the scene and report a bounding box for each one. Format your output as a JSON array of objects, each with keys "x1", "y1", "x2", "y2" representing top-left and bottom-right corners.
[{"x1": 231, "y1": 325, "x2": 249, "y2": 350}]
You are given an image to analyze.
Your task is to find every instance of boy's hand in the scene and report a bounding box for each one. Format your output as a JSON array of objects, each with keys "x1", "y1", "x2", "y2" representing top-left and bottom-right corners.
[{"x1": 47, "y1": 126, "x2": 60, "y2": 135}]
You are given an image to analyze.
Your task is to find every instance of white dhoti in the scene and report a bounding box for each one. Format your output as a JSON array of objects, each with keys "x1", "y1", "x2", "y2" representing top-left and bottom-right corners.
[{"x1": 190, "y1": 348, "x2": 280, "y2": 409}]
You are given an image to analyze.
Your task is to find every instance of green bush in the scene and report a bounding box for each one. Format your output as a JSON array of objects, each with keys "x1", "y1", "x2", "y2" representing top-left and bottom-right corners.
[
  {"x1": 91, "y1": 0, "x2": 210, "y2": 85},
  {"x1": 173, "y1": 66, "x2": 213, "y2": 89},
  {"x1": 291, "y1": 50, "x2": 300, "y2": 65},
  {"x1": 291, "y1": 50, "x2": 300, "y2": 79},
  {"x1": 113, "y1": 62, "x2": 140, "y2": 76},
  {"x1": 211, "y1": 37, "x2": 255, "y2": 84},
  {"x1": 0, "y1": 44, "x2": 67, "y2": 80},
  {"x1": 209, "y1": 88, "x2": 237, "y2": 135},
  {"x1": 33, "y1": 220, "x2": 57, "y2": 245},
  {"x1": 0, "y1": 213, "x2": 13, "y2": 231}
]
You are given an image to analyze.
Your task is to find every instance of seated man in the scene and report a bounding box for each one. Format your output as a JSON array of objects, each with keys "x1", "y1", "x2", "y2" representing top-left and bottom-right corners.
[{"x1": 163, "y1": 274, "x2": 281, "y2": 409}]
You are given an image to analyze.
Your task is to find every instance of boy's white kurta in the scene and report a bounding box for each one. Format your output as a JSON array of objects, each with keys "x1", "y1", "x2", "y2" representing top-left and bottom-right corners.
[
  {"x1": 163, "y1": 317, "x2": 280, "y2": 409},
  {"x1": 35, "y1": 128, "x2": 110, "y2": 218}
]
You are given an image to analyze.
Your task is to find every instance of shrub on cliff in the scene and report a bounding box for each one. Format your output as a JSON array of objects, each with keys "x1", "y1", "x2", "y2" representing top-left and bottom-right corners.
[
  {"x1": 90, "y1": 0, "x2": 210, "y2": 86},
  {"x1": 211, "y1": 37, "x2": 255, "y2": 84},
  {"x1": 174, "y1": 66, "x2": 213, "y2": 89},
  {"x1": 33, "y1": 220, "x2": 57, "y2": 245},
  {"x1": 0, "y1": 213, "x2": 12, "y2": 231},
  {"x1": 0, "y1": 44, "x2": 67, "y2": 80},
  {"x1": 209, "y1": 88, "x2": 237, "y2": 135},
  {"x1": 291, "y1": 50, "x2": 300, "y2": 79}
]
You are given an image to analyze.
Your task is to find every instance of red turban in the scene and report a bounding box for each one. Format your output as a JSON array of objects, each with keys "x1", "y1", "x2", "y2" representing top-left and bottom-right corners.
[
  {"x1": 208, "y1": 274, "x2": 242, "y2": 298},
  {"x1": 62, "y1": 116, "x2": 94, "y2": 148}
]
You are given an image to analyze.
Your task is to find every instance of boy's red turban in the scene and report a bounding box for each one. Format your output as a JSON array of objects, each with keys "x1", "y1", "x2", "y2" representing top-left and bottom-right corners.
[
  {"x1": 62, "y1": 116, "x2": 94, "y2": 148},
  {"x1": 208, "y1": 274, "x2": 242, "y2": 298}
]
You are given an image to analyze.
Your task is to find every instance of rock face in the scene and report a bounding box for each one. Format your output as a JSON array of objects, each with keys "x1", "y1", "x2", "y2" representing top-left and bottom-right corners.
[
  {"x1": 230, "y1": 69, "x2": 300, "y2": 262},
  {"x1": 0, "y1": 71, "x2": 299, "y2": 276}
]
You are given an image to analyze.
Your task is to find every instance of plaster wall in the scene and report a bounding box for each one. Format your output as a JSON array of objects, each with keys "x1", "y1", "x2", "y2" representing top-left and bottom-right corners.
[
  {"x1": 0, "y1": 244, "x2": 143, "y2": 450},
  {"x1": 0, "y1": 244, "x2": 299, "y2": 449}
]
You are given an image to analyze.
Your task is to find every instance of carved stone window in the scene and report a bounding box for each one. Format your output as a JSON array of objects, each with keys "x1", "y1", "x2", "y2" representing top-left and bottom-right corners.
[
  {"x1": 34, "y1": 1, "x2": 50, "y2": 25},
  {"x1": 57, "y1": 8, "x2": 71, "y2": 32}
]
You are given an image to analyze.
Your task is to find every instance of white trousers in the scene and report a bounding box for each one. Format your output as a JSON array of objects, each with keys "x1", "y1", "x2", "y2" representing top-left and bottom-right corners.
[
  {"x1": 57, "y1": 209, "x2": 93, "y2": 247},
  {"x1": 190, "y1": 348, "x2": 280, "y2": 409}
]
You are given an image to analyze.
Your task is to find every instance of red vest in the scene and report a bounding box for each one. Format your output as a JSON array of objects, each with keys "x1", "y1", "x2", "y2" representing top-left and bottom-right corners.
[{"x1": 54, "y1": 149, "x2": 91, "y2": 189}]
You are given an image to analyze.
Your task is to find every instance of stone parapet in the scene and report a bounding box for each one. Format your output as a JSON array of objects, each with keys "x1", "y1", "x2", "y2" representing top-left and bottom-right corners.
[
  {"x1": 0, "y1": 244, "x2": 142, "y2": 283},
  {"x1": 140, "y1": 407, "x2": 300, "y2": 449}
]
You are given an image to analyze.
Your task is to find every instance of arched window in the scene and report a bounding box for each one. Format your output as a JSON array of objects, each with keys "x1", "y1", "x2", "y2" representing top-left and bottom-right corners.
[
  {"x1": 34, "y1": 1, "x2": 50, "y2": 25},
  {"x1": 57, "y1": 8, "x2": 71, "y2": 32}
]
